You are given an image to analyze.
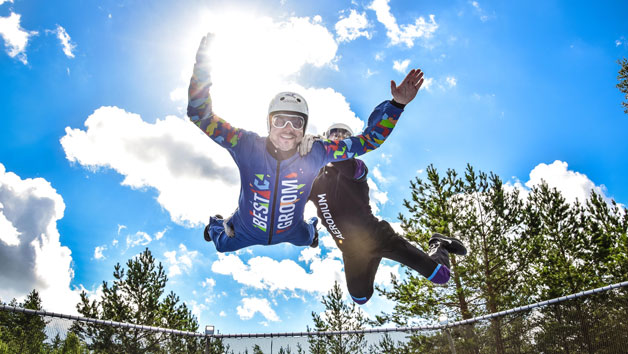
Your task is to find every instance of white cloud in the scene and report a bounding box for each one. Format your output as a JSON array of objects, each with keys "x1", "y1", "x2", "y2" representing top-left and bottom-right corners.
[
  {"x1": 0, "y1": 202, "x2": 20, "y2": 246},
  {"x1": 117, "y1": 224, "x2": 126, "y2": 234},
  {"x1": 61, "y1": 107, "x2": 240, "y2": 227},
  {"x1": 374, "y1": 52, "x2": 384, "y2": 61},
  {"x1": 0, "y1": 1, "x2": 15, "y2": 5},
  {"x1": 211, "y1": 249, "x2": 345, "y2": 294},
  {"x1": 163, "y1": 243, "x2": 198, "y2": 277},
  {"x1": 365, "y1": 68, "x2": 377, "y2": 78},
  {"x1": 94, "y1": 245, "x2": 106, "y2": 260},
  {"x1": 0, "y1": 12, "x2": 38, "y2": 64},
  {"x1": 62, "y1": 13, "x2": 368, "y2": 226},
  {"x1": 237, "y1": 297, "x2": 279, "y2": 322},
  {"x1": 371, "y1": 165, "x2": 388, "y2": 184},
  {"x1": 392, "y1": 59, "x2": 410, "y2": 73},
  {"x1": 469, "y1": 1, "x2": 493, "y2": 22},
  {"x1": 219, "y1": 310, "x2": 226, "y2": 317},
  {"x1": 389, "y1": 221, "x2": 404, "y2": 235},
  {"x1": 367, "y1": 177, "x2": 388, "y2": 216},
  {"x1": 169, "y1": 87, "x2": 186, "y2": 102},
  {"x1": 54, "y1": 25, "x2": 75, "y2": 58},
  {"x1": 446, "y1": 76, "x2": 457, "y2": 87},
  {"x1": 421, "y1": 77, "x2": 434, "y2": 91},
  {"x1": 0, "y1": 163, "x2": 80, "y2": 314},
  {"x1": 368, "y1": 0, "x2": 438, "y2": 48},
  {"x1": 154, "y1": 228, "x2": 167, "y2": 240},
  {"x1": 374, "y1": 263, "x2": 399, "y2": 286},
  {"x1": 421, "y1": 76, "x2": 458, "y2": 92},
  {"x1": 416, "y1": 169, "x2": 424, "y2": 174},
  {"x1": 187, "y1": 300, "x2": 208, "y2": 327},
  {"x1": 126, "y1": 231, "x2": 152, "y2": 249},
  {"x1": 523, "y1": 160, "x2": 614, "y2": 205},
  {"x1": 201, "y1": 277, "x2": 216, "y2": 289},
  {"x1": 335, "y1": 9, "x2": 371, "y2": 43}
]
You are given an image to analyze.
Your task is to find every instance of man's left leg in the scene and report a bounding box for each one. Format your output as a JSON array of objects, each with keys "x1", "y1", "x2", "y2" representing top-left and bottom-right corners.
[{"x1": 343, "y1": 251, "x2": 381, "y2": 305}]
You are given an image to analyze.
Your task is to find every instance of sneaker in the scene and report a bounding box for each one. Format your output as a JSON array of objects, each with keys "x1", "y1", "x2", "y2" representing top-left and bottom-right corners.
[
  {"x1": 310, "y1": 228, "x2": 319, "y2": 248},
  {"x1": 428, "y1": 233, "x2": 467, "y2": 256},
  {"x1": 309, "y1": 217, "x2": 319, "y2": 248},
  {"x1": 204, "y1": 214, "x2": 224, "y2": 242},
  {"x1": 203, "y1": 224, "x2": 212, "y2": 242},
  {"x1": 428, "y1": 233, "x2": 467, "y2": 269}
]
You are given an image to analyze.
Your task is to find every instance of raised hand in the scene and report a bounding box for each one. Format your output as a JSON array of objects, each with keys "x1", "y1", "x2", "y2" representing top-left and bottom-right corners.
[
  {"x1": 390, "y1": 68, "x2": 424, "y2": 105},
  {"x1": 195, "y1": 33, "x2": 215, "y2": 66}
]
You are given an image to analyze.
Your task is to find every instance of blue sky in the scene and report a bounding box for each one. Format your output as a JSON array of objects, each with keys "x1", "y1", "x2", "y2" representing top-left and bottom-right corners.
[{"x1": 1, "y1": 0, "x2": 627, "y2": 336}]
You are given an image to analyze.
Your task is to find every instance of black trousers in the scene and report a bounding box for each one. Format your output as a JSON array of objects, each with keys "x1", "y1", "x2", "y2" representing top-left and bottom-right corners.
[{"x1": 342, "y1": 220, "x2": 439, "y2": 303}]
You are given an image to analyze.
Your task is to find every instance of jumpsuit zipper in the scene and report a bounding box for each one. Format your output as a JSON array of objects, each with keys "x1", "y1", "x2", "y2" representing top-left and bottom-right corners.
[{"x1": 267, "y1": 160, "x2": 281, "y2": 244}]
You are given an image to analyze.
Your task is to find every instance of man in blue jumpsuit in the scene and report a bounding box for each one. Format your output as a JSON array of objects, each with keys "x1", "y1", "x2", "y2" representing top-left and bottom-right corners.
[
  {"x1": 306, "y1": 124, "x2": 467, "y2": 304},
  {"x1": 188, "y1": 34, "x2": 424, "y2": 252}
]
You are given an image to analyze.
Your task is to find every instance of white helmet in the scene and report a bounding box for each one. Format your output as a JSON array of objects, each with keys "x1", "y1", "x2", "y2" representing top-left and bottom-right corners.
[
  {"x1": 267, "y1": 92, "x2": 309, "y2": 131},
  {"x1": 325, "y1": 123, "x2": 353, "y2": 138}
]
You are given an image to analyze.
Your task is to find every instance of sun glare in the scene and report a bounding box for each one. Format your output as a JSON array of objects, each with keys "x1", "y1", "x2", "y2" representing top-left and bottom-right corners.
[{"x1": 171, "y1": 6, "x2": 362, "y2": 136}]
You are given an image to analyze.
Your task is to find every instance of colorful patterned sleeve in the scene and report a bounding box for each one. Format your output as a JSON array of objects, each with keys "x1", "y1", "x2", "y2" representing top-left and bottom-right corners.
[
  {"x1": 187, "y1": 64, "x2": 245, "y2": 152},
  {"x1": 320, "y1": 100, "x2": 403, "y2": 163}
]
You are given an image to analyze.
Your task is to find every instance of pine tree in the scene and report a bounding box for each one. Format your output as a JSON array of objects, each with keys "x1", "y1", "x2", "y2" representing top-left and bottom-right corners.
[
  {"x1": 523, "y1": 183, "x2": 603, "y2": 353},
  {"x1": 0, "y1": 290, "x2": 48, "y2": 353},
  {"x1": 376, "y1": 165, "x2": 467, "y2": 324},
  {"x1": 367, "y1": 333, "x2": 411, "y2": 353},
  {"x1": 617, "y1": 57, "x2": 628, "y2": 114},
  {"x1": 308, "y1": 281, "x2": 368, "y2": 354},
  {"x1": 376, "y1": 165, "x2": 540, "y2": 353},
  {"x1": 72, "y1": 248, "x2": 207, "y2": 353}
]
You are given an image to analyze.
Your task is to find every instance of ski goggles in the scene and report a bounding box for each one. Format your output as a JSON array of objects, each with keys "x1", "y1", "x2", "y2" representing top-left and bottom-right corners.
[
  {"x1": 270, "y1": 114, "x2": 305, "y2": 130},
  {"x1": 326, "y1": 128, "x2": 352, "y2": 140}
]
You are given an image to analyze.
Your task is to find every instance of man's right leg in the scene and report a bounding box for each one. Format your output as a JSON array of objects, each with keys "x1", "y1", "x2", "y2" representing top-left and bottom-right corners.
[
  {"x1": 377, "y1": 222, "x2": 453, "y2": 284},
  {"x1": 382, "y1": 233, "x2": 452, "y2": 284}
]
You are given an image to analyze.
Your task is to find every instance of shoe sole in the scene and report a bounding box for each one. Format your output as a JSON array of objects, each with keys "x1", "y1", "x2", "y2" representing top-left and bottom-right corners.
[
  {"x1": 430, "y1": 233, "x2": 467, "y2": 256},
  {"x1": 204, "y1": 225, "x2": 212, "y2": 242}
]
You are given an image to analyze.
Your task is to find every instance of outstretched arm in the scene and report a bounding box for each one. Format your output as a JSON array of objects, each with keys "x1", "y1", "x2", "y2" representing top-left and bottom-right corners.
[
  {"x1": 187, "y1": 34, "x2": 246, "y2": 150},
  {"x1": 318, "y1": 68, "x2": 425, "y2": 163}
]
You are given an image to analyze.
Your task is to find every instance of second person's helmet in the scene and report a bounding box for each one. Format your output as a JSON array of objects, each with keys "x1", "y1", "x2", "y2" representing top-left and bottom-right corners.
[{"x1": 325, "y1": 123, "x2": 353, "y2": 140}]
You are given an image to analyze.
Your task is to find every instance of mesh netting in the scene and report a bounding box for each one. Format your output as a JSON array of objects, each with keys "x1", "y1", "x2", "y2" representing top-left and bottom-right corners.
[{"x1": 1, "y1": 282, "x2": 627, "y2": 353}]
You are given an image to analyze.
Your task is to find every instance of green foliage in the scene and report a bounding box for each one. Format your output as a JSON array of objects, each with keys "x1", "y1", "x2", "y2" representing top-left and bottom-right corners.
[
  {"x1": 617, "y1": 57, "x2": 628, "y2": 114},
  {"x1": 277, "y1": 342, "x2": 306, "y2": 354},
  {"x1": 375, "y1": 163, "x2": 628, "y2": 353},
  {"x1": 71, "y1": 248, "x2": 208, "y2": 353},
  {"x1": 58, "y1": 332, "x2": 89, "y2": 354},
  {"x1": 308, "y1": 281, "x2": 368, "y2": 354},
  {"x1": 0, "y1": 290, "x2": 48, "y2": 354},
  {"x1": 367, "y1": 333, "x2": 411, "y2": 354},
  {"x1": 381, "y1": 164, "x2": 536, "y2": 352}
]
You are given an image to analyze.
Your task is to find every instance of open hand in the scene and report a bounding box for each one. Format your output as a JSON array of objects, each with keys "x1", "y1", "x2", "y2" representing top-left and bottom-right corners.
[
  {"x1": 195, "y1": 33, "x2": 215, "y2": 65},
  {"x1": 390, "y1": 68, "x2": 424, "y2": 105}
]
